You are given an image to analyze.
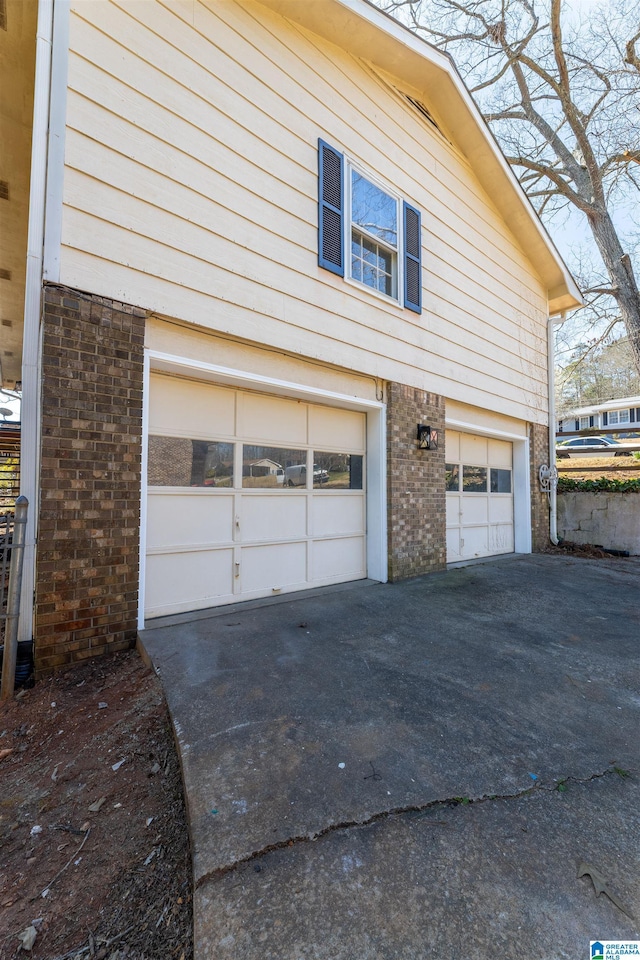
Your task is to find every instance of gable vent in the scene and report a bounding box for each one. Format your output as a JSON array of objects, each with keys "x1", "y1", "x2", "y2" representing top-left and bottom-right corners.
[
  {"x1": 0, "y1": 269, "x2": 11, "y2": 281},
  {"x1": 0, "y1": 181, "x2": 8, "y2": 200},
  {"x1": 1, "y1": 319, "x2": 12, "y2": 327},
  {"x1": 403, "y1": 94, "x2": 441, "y2": 134}
]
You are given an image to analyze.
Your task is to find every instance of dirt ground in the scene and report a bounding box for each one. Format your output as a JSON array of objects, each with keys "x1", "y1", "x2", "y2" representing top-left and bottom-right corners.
[
  {"x1": 0, "y1": 648, "x2": 192, "y2": 960},
  {"x1": 556, "y1": 452, "x2": 640, "y2": 481}
]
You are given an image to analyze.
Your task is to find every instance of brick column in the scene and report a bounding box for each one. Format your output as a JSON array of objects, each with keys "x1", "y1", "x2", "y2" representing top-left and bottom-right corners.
[
  {"x1": 387, "y1": 383, "x2": 446, "y2": 580},
  {"x1": 529, "y1": 422, "x2": 551, "y2": 551},
  {"x1": 35, "y1": 285, "x2": 146, "y2": 676}
]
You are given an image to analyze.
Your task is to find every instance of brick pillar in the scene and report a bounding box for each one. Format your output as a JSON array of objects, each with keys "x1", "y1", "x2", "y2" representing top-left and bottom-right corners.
[
  {"x1": 529, "y1": 422, "x2": 551, "y2": 551},
  {"x1": 387, "y1": 383, "x2": 446, "y2": 580},
  {"x1": 35, "y1": 285, "x2": 146, "y2": 676}
]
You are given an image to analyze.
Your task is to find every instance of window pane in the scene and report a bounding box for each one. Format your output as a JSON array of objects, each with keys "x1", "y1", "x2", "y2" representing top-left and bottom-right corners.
[
  {"x1": 242, "y1": 445, "x2": 304, "y2": 488},
  {"x1": 462, "y1": 465, "x2": 487, "y2": 493},
  {"x1": 490, "y1": 468, "x2": 512, "y2": 493},
  {"x1": 351, "y1": 171, "x2": 397, "y2": 246},
  {"x1": 148, "y1": 437, "x2": 233, "y2": 487},
  {"x1": 445, "y1": 463, "x2": 459, "y2": 491},
  {"x1": 608, "y1": 411, "x2": 619, "y2": 424},
  {"x1": 313, "y1": 452, "x2": 364, "y2": 489},
  {"x1": 352, "y1": 229, "x2": 396, "y2": 297}
]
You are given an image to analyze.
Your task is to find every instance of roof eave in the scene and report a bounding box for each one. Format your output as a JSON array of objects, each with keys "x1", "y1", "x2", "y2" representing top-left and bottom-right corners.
[{"x1": 254, "y1": 0, "x2": 583, "y2": 314}]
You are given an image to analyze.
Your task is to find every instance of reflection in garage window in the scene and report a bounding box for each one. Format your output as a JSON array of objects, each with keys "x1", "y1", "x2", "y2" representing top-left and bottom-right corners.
[
  {"x1": 490, "y1": 468, "x2": 512, "y2": 493},
  {"x1": 148, "y1": 437, "x2": 234, "y2": 487},
  {"x1": 445, "y1": 463, "x2": 459, "y2": 491},
  {"x1": 313, "y1": 452, "x2": 363, "y2": 489},
  {"x1": 242, "y1": 445, "x2": 304, "y2": 488},
  {"x1": 462, "y1": 465, "x2": 487, "y2": 492}
]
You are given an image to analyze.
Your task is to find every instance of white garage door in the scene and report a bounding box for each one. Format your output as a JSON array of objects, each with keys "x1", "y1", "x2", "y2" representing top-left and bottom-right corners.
[
  {"x1": 445, "y1": 430, "x2": 514, "y2": 562},
  {"x1": 145, "y1": 374, "x2": 367, "y2": 618}
]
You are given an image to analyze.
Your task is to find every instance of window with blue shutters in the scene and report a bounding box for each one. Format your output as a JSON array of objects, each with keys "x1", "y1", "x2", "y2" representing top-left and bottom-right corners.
[{"x1": 318, "y1": 139, "x2": 422, "y2": 313}]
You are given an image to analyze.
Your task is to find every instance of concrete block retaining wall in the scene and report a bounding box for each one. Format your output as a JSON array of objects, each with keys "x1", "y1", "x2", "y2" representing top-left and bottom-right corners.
[{"x1": 558, "y1": 492, "x2": 640, "y2": 554}]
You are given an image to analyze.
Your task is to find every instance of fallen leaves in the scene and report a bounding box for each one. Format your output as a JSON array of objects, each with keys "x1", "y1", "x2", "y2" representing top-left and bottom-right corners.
[{"x1": 577, "y1": 862, "x2": 635, "y2": 920}]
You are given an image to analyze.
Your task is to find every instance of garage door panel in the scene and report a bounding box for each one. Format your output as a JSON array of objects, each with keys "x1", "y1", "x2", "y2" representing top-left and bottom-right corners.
[
  {"x1": 488, "y1": 438, "x2": 512, "y2": 467},
  {"x1": 447, "y1": 528, "x2": 462, "y2": 562},
  {"x1": 461, "y1": 526, "x2": 489, "y2": 559},
  {"x1": 312, "y1": 536, "x2": 366, "y2": 581},
  {"x1": 312, "y1": 495, "x2": 365, "y2": 537},
  {"x1": 460, "y1": 434, "x2": 487, "y2": 463},
  {"x1": 308, "y1": 406, "x2": 366, "y2": 451},
  {"x1": 145, "y1": 548, "x2": 234, "y2": 616},
  {"x1": 241, "y1": 494, "x2": 307, "y2": 542},
  {"x1": 146, "y1": 493, "x2": 234, "y2": 549},
  {"x1": 445, "y1": 430, "x2": 460, "y2": 462},
  {"x1": 149, "y1": 375, "x2": 235, "y2": 438},
  {"x1": 489, "y1": 524, "x2": 514, "y2": 553},
  {"x1": 446, "y1": 497, "x2": 460, "y2": 525},
  {"x1": 241, "y1": 542, "x2": 307, "y2": 592},
  {"x1": 460, "y1": 498, "x2": 488, "y2": 525},
  {"x1": 489, "y1": 498, "x2": 513, "y2": 523},
  {"x1": 240, "y1": 393, "x2": 307, "y2": 444}
]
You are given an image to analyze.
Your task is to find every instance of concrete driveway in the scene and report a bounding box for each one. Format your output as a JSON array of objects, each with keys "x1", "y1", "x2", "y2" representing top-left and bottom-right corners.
[{"x1": 139, "y1": 554, "x2": 640, "y2": 959}]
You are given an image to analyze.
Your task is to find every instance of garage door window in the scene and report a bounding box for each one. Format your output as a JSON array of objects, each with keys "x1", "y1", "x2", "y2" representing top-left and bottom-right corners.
[
  {"x1": 242, "y1": 445, "x2": 302, "y2": 488},
  {"x1": 490, "y1": 468, "x2": 512, "y2": 494},
  {"x1": 462, "y1": 465, "x2": 487, "y2": 492},
  {"x1": 148, "y1": 436, "x2": 234, "y2": 487},
  {"x1": 313, "y1": 452, "x2": 364, "y2": 489},
  {"x1": 445, "y1": 463, "x2": 459, "y2": 491}
]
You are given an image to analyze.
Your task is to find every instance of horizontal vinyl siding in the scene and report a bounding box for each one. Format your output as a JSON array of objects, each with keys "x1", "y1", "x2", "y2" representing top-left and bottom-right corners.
[{"x1": 61, "y1": 0, "x2": 550, "y2": 421}]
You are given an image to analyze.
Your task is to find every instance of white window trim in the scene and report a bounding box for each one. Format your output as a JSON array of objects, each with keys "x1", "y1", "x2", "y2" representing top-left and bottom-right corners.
[{"x1": 344, "y1": 159, "x2": 404, "y2": 307}]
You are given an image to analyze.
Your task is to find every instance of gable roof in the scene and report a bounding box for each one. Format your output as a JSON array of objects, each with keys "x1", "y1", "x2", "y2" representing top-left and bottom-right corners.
[{"x1": 256, "y1": 0, "x2": 582, "y2": 315}]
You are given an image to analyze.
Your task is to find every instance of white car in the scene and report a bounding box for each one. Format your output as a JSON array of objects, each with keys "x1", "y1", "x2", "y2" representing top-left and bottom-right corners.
[{"x1": 556, "y1": 436, "x2": 630, "y2": 458}]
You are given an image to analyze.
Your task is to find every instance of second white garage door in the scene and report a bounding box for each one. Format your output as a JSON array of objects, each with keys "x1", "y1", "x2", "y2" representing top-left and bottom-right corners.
[
  {"x1": 445, "y1": 430, "x2": 514, "y2": 562},
  {"x1": 145, "y1": 374, "x2": 367, "y2": 618}
]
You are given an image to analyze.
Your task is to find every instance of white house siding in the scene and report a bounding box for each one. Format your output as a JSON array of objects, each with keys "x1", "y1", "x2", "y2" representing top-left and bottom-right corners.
[{"x1": 59, "y1": 0, "x2": 549, "y2": 424}]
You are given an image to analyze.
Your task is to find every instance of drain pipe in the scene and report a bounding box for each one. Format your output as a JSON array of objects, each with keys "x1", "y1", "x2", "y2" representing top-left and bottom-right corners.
[
  {"x1": 19, "y1": 0, "x2": 55, "y2": 643},
  {"x1": 539, "y1": 313, "x2": 565, "y2": 545}
]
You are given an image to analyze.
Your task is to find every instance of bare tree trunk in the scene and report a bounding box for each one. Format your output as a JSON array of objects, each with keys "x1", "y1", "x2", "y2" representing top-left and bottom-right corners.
[{"x1": 588, "y1": 207, "x2": 640, "y2": 373}]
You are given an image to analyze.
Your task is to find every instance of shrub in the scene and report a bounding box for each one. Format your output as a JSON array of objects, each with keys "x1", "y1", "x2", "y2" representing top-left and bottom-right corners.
[{"x1": 558, "y1": 476, "x2": 640, "y2": 493}]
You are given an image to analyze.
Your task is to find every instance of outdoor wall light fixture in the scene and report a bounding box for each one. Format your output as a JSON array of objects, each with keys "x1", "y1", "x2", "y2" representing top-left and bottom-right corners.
[{"x1": 417, "y1": 424, "x2": 438, "y2": 450}]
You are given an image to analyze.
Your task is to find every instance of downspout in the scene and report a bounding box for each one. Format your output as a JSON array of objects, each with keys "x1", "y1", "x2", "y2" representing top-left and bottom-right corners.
[
  {"x1": 540, "y1": 313, "x2": 565, "y2": 546},
  {"x1": 19, "y1": 0, "x2": 55, "y2": 644}
]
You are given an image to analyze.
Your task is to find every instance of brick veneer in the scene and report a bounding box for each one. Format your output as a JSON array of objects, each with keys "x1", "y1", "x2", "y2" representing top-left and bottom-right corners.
[
  {"x1": 387, "y1": 383, "x2": 446, "y2": 580},
  {"x1": 35, "y1": 285, "x2": 146, "y2": 676},
  {"x1": 529, "y1": 421, "x2": 551, "y2": 551}
]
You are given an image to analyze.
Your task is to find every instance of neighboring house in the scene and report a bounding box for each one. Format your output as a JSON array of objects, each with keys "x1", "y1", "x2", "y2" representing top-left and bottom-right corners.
[
  {"x1": 557, "y1": 396, "x2": 640, "y2": 433},
  {"x1": 1, "y1": 0, "x2": 581, "y2": 675}
]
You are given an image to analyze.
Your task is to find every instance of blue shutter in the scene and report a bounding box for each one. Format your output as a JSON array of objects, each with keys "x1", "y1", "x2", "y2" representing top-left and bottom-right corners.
[
  {"x1": 403, "y1": 201, "x2": 422, "y2": 313},
  {"x1": 318, "y1": 140, "x2": 344, "y2": 276},
  {"x1": 575, "y1": 419, "x2": 579, "y2": 431},
  {"x1": 631, "y1": 409, "x2": 636, "y2": 423},
  {"x1": 636, "y1": 408, "x2": 640, "y2": 421},
  {"x1": 602, "y1": 412, "x2": 608, "y2": 426},
  {"x1": 589, "y1": 416, "x2": 594, "y2": 427}
]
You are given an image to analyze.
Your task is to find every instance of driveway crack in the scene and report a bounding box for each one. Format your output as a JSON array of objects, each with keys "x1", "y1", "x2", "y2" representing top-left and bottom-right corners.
[{"x1": 195, "y1": 766, "x2": 619, "y2": 890}]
